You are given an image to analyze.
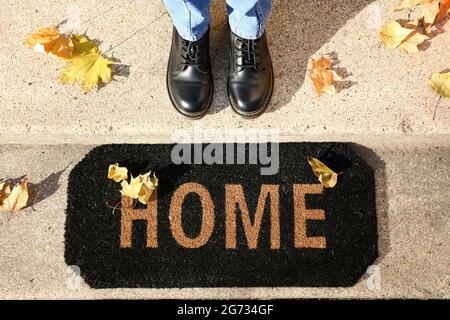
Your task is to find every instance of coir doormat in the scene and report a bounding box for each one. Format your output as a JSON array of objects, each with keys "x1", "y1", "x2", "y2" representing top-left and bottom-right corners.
[{"x1": 65, "y1": 143, "x2": 377, "y2": 288}]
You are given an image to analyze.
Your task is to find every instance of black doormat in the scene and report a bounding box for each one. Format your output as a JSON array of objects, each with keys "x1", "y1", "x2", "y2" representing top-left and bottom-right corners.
[{"x1": 65, "y1": 143, "x2": 377, "y2": 288}]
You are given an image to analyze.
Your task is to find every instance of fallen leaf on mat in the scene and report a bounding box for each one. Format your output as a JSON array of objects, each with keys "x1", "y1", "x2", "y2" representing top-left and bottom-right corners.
[
  {"x1": 108, "y1": 163, "x2": 128, "y2": 183},
  {"x1": 307, "y1": 157, "x2": 339, "y2": 189},
  {"x1": 121, "y1": 172, "x2": 158, "y2": 205}
]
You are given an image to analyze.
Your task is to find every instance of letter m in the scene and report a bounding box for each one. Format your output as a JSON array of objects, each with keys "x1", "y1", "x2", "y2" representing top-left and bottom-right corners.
[{"x1": 225, "y1": 185, "x2": 280, "y2": 249}]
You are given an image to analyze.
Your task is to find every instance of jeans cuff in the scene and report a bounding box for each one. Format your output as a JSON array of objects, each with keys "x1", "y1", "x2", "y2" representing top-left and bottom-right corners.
[
  {"x1": 176, "y1": 24, "x2": 209, "y2": 41},
  {"x1": 229, "y1": 23, "x2": 265, "y2": 40}
]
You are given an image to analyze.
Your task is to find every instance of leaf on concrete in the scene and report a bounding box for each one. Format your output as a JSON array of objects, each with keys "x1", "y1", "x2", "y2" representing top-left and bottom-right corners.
[
  {"x1": 435, "y1": 0, "x2": 450, "y2": 22},
  {"x1": 26, "y1": 25, "x2": 114, "y2": 92},
  {"x1": 307, "y1": 157, "x2": 339, "y2": 189},
  {"x1": 0, "y1": 182, "x2": 11, "y2": 204},
  {"x1": 309, "y1": 56, "x2": 342, "y2": 96},
  {"x1": 380, "y1": 21, "x2": 416, "y2": 48},
  {"x1": 25, "y1": 27, "x2": 74, "y2": 59},
  {"x1": 121, "y1": 172, "x2": 158, "y2": 205},
  {"x1": 0, "y1": 177, "x2": 30, "y2": 213},
  {"x1": 60, "y1": 52, "x2": 113, "y2": 92},
  {"x1": 108, "y1": 163, "x2": 128, "y2": 183},
  {"x1": 429, "y1": 72, "x2": 450, "y2": 97},
  {"x1": 69, "y1": 35, "x2": 100, "y2": 59},
  {"x1": 380, "y1": 21, "x2": 428, "y2": 54}
]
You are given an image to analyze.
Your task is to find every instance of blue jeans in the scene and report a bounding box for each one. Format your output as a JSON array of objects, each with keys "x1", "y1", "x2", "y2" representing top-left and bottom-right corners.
[{"x1": 163, "y1": 0, "x2": 272, "y2": 41}]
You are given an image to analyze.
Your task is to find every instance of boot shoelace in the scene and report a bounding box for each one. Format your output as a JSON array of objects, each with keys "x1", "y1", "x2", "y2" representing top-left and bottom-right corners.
[
  {"x1": 181, "y1": 40, "x2": 201, "y2": 67},
  {"x1": 235, "y1": 37, "x2": 259, "y2": 70}
]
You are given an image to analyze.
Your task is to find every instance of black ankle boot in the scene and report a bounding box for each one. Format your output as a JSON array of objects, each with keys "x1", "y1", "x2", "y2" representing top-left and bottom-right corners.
[
  {"x1": 167, "y1": 27, "x2": 213, "y2": 118},
  {"x1": 228, "y1": 30, "x2": 274, "y2": 118}
]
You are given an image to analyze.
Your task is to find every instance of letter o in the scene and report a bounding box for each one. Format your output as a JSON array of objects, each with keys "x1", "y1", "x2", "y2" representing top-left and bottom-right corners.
[{"x1": 169, "y1": 183, "x2": 215, "y2": 248}]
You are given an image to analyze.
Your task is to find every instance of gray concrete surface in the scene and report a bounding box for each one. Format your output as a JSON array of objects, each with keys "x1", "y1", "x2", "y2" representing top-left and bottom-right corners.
[
  {"x1": 0, "y1": 0, "x2": 449, "y2": 144},
  {"x1": 0, "y1": 0, "x2": 449, "y2": 300},
  {"x1": 0, "y1": 142, "x2": 448, "y2": 299}
]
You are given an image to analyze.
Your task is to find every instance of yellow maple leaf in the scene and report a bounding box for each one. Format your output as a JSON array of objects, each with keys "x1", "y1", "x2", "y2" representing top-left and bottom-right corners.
[
  {"x1": 60, "y1": 52, "x2": 113, "y2": 92},
  {"x1": 429, "y1": 72, "x2": 450, "y2": 97},
  {"x1": 108, "y1": 163, "x2": 128, "y2": 183},
  {"x1": 380, "y1": 21, "x2": 415, "y2": 48},
  {"x1": 121, "y1": 173, "x2": 158, "y2": 205},
  {"x1": 394, "y1": 0, "x2": 422, "y2": 11},
  {"x1": 25, "y1": 27, "x2": 74, "y2": 59},
  {"x1": 69, "y1": 34, "x2": 99, "y2": 59},
  {"x1": 0, "y1": 177, "x2": 30, "y2": 213},
  {"x1": 307, "y1": 157, "x2": 339, "y2": 189},
  {"x1": 309, "y1": 56, "x2": 342, "y2": 96}
]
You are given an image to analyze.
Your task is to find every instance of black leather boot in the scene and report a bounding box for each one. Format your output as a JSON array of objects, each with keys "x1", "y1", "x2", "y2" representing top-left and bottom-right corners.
[
  {"x1": 167, "y1": 27, "x2": 213, "y2": 118},
  {"x1": 228, "y1": 30, "x2": 274, "y2": 118}
]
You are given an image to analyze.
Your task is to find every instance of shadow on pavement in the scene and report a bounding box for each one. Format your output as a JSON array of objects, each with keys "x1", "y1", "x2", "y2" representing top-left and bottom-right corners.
[{"x1": 208, "y1": 0, "x2": 375, "y2": 114}]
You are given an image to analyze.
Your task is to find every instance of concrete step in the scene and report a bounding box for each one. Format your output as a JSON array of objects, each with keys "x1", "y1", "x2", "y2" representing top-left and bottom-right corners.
[
  {"x1": 0, "y1": 141, "x2": 448, "y2": 299},
  {"x1": 1, "y1": 0, "x2": 449, "y2": 144}
]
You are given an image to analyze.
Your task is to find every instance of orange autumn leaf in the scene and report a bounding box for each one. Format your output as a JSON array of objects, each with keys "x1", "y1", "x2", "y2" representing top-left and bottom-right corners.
[
  {"x1": 25, "y1": 27, "x2": 74, "y2": 59},
  {"x1": 435, "y1": 0, "x2": 450, "y2": 22},
  {"x1": 309, "y1": 56, "x2": 342, "y2": 96}
]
